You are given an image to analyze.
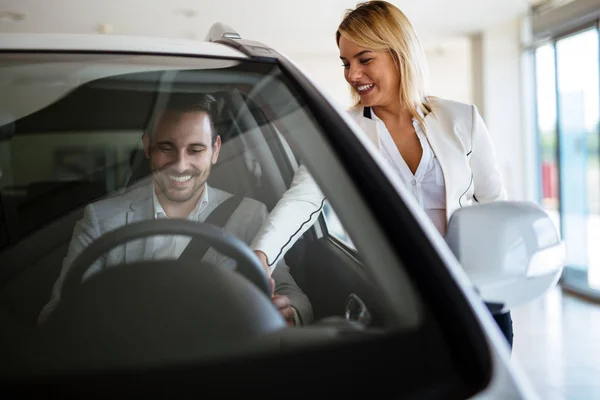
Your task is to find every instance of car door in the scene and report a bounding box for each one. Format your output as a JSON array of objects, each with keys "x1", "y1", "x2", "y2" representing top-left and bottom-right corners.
[{"x1": 301, "y1": 208, "x2": 387, "y2": 326}]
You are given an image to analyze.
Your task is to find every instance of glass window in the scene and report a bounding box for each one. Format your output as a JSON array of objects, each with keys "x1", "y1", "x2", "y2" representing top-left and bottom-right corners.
[
  {"x1": 555, "y1": 28, "x2": 600, "y2": 289},
  {"x1": 322, "y1": 201, "x2": 355, "y2": 249},
  {"x1": 0, "y1": 52, "x2": 428, "y2": 376},
  {"x1": 535, "y1": 44, "x2": 560, "y2": 229}
]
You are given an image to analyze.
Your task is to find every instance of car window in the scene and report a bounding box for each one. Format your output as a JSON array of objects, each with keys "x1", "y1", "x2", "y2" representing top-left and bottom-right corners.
[
  {"x1": 322, "y1": 201, "x2": 355, "y2": 250},
  {"x1": 1, "y1": 130, "x2": 139, "y2": 244},
  {"x1": 0, "y1": 51, "x2": 486, "y2": 394}
]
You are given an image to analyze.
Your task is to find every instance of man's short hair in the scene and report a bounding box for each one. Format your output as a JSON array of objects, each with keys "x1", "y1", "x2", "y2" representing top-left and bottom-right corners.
[{"x1": 147, "y1": 93, "x2": 218, "y2": 144}]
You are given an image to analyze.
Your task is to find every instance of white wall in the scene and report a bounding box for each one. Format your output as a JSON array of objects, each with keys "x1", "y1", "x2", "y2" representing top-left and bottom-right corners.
[
  {"x1": 423, "y1": 38, "x2": 473, "y2": 104},
  {"x1": 285, "y1": 53, "x2": 352, "y2": 109},
  {"x1": 480, "y1": 17, "x2": 532, "y2": 202}
]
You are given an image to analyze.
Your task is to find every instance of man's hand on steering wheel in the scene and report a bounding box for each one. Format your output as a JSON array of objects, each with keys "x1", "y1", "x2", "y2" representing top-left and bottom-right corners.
[
  {"x1": 272, "y1": 294, "x2": 296, "y2": 327},
  {"x1": 254, "y1": 250, "x2": 294, "y2": 326}
]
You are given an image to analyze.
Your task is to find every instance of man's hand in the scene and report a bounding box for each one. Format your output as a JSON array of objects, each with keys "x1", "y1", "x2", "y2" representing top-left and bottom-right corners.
[
  {"x1": 254, "y1": 250, "x2": 270, "y2": 274},
  {"x1": 253, "y1": 250, "x2": 274, "y2": 295},
  {"x1": 254, "y1": 251, "x2": 294, "y2": 325},
  {"x1": 272, "y1": 294, "x2": 296, "y2": 326}
]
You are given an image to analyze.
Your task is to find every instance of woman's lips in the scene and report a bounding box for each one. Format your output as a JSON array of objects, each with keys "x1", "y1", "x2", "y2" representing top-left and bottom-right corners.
[{"x1": 356, "y1": 83, "x2": 375, "y2": 95}]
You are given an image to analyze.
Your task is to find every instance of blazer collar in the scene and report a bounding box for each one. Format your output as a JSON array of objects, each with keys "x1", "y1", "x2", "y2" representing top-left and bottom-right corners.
[{"x1": 362, "y1": 105, "x2": 426, "y2": 120}]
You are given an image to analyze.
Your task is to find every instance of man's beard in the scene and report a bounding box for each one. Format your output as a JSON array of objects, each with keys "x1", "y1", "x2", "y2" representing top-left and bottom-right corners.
[{"x1": 151, "y1": 165, "x2": 210, "y2": 204}]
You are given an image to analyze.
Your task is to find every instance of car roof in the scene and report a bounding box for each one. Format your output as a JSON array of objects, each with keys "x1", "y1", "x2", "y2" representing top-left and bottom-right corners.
[{"x1": 0, "y1": 33, "x2": 248, "y2": 59}]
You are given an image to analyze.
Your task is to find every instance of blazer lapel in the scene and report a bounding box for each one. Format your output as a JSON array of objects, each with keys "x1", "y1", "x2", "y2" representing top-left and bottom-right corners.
[
  {"x1": 361, "y1": 118, "x2": 381, "y2": 151},
  {"x1": 351, "y1": 103, "x2": 473, "y2": 220},
  {"x1": 423, "y1": 113, "x2": 472, "y2": 219},
  {"x1": 348, "y1": 106, "x2": 381, "y2": 151},
  {"x1": 125, "y1": 187, "x2": 153, "y2": 263}
]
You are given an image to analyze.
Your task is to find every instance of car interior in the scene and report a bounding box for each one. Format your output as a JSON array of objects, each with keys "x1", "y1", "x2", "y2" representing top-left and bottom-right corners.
[
  {"x1": 0, "y1": 65, "x2": 388, "y2": 341},
  {"x1": 0, "y1": 54, "x2": 493, "y2": 398}
]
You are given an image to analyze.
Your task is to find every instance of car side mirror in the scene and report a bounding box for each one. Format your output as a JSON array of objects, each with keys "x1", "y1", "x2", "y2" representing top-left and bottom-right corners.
[{"x1": 445, "y1": 201, "x2": 565, "y2": 310}]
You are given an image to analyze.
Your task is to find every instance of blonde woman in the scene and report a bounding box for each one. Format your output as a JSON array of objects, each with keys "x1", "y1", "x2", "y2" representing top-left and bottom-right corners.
[
  {"x1": 251, "y1": 1, "x2": 511, "y2": 345},
  {"x1": 338, "y1": 0, "x2": 505, "y2": 236}
]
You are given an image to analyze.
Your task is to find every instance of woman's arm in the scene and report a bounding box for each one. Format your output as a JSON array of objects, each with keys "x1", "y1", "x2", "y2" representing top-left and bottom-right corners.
[
  {"x1": 251, "y1": 164, "x2": 326, "y2": 272},
  {"x1": 469, "y1": 105, "x2": 507, "y2": 203}
]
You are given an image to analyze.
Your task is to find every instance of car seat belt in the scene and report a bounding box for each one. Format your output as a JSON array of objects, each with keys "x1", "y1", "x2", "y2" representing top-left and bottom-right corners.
[{"x1": 179, "y1": 193, "x2": 244, "y2": 262}]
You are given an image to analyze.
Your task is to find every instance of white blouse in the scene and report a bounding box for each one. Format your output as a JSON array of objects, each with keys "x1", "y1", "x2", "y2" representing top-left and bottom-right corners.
[{"x1": 370, "y1": 108, "x2": 448, "y2": 235}]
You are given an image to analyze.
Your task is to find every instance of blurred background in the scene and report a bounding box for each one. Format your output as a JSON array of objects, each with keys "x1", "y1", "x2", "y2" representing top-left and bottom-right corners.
[{"x1": 1, "y1": 0, "x2": 599, "y2": 398}]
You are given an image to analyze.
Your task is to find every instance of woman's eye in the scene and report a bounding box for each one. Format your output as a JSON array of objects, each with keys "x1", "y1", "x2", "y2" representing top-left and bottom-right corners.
[{"x1": 360, "y1": 58, "x2": 372, "y2": 65}]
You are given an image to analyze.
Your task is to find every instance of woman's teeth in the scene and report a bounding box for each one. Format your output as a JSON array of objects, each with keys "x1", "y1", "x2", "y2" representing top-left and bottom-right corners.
[{"x1": 357, "y1": 84, "x2": 374, "y2": 93}]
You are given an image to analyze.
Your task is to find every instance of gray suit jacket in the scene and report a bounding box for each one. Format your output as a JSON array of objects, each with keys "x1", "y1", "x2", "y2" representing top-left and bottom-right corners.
[{"x1": 40, "y1": 183, "x2": 312, "y2": 325}]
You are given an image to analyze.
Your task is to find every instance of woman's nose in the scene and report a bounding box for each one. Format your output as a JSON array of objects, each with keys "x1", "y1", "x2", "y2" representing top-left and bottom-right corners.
[{"x1": 346, "y1": 63, "x2": 363, "y2": 82}]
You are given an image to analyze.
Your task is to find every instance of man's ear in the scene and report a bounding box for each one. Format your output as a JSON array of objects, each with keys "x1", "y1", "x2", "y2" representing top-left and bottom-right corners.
[
  {"x1": 142, "y1": 132, "x2": 150, "y2": 159},
  {"x1": 211, "y1": 135, "x2": 222, "y2": 164}
]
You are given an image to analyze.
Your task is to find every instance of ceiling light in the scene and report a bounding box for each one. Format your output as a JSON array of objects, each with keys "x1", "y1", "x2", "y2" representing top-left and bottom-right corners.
[
  {"x1": 98, "y1": 23, "x2": 113, "y2": 34},
  {"x1": 177, "y1": 9, "x2": 197, "y2": 18}
]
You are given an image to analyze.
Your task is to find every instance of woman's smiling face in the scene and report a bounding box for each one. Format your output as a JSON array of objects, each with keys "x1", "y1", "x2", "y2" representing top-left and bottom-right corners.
[{"x1": 339, "y1": 35, "x2": 400, "y2": 108}]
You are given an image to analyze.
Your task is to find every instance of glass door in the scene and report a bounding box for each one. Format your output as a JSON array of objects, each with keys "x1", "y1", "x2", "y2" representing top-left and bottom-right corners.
[
  {"x1": 556, "y1": 27, "x2": 600, "y2": 289},
  {"x1": 534, "y1": 26, "x2": 600, "y2": 293},
  {"x1": 535, "y1": 44, "x2": 560, "y2": 230}
]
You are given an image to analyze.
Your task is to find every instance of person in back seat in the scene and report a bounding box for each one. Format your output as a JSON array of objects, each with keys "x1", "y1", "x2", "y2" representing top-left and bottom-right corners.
[{"x1": 38, "y1": 93, "x2": 312, "y2": 327}]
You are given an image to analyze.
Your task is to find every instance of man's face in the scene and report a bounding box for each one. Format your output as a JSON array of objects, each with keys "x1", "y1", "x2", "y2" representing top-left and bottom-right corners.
[{"x1": 143, "y1": 110, "x2": 221, "y2": 205}]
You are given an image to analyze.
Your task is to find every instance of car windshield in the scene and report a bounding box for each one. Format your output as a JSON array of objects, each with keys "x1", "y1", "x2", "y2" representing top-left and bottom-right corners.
[{"x1": 0, "y1": 50, "x2": 428, "y2": 375}]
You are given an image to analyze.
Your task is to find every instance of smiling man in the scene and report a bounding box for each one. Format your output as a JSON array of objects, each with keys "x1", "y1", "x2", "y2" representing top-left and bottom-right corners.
[
  {"x1": 38, "y1": 93, "x2": 312, "y2": 327},
  {"x1": 146, "y1": 105, "x2": 218, "y2": 220}
]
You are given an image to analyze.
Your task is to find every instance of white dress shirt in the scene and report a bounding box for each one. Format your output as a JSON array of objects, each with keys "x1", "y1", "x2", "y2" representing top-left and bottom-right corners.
[
  {"x1": 150, "y1": 185, "x2": 210, "y2": 259},
  {"x1": 367, "y1": 108, "x2": 447, "y2": 235}
]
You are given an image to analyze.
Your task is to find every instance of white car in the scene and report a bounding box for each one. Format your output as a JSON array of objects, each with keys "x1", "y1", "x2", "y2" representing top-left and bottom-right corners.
[{"x1": 0, "y1": 25, "x2": 563, "y2": 398}]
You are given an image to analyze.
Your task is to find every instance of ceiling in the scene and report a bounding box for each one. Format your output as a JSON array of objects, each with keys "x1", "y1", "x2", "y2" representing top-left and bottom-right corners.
[{"x1": 0, "y1": 0, "x2": 534, "y2": 54}]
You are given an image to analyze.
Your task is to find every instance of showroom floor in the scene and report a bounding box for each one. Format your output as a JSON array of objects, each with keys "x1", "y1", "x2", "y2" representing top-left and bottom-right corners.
[{"x1": 512, "y1": 286, "x2": 600, "y2": 399}]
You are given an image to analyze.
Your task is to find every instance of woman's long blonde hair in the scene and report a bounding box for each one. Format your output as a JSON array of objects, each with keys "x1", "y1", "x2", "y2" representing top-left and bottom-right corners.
[{"x1": 336, "y1": 1, "x2": 432, "y2": 129}]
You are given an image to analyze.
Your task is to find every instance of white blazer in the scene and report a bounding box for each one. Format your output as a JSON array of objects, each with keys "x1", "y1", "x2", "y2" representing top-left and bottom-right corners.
[
  {"x1": 347, "y1": 97, "x2": 506, "y2": 220},
  {"x1": 251, "y1": 97, "x2": 506, "y2": 268}
]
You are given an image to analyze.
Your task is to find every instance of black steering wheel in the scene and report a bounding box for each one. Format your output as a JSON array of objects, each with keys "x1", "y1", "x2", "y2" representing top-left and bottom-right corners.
[{"x1": 61, "y1": 219, "x2": 271, "y2": 297}]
